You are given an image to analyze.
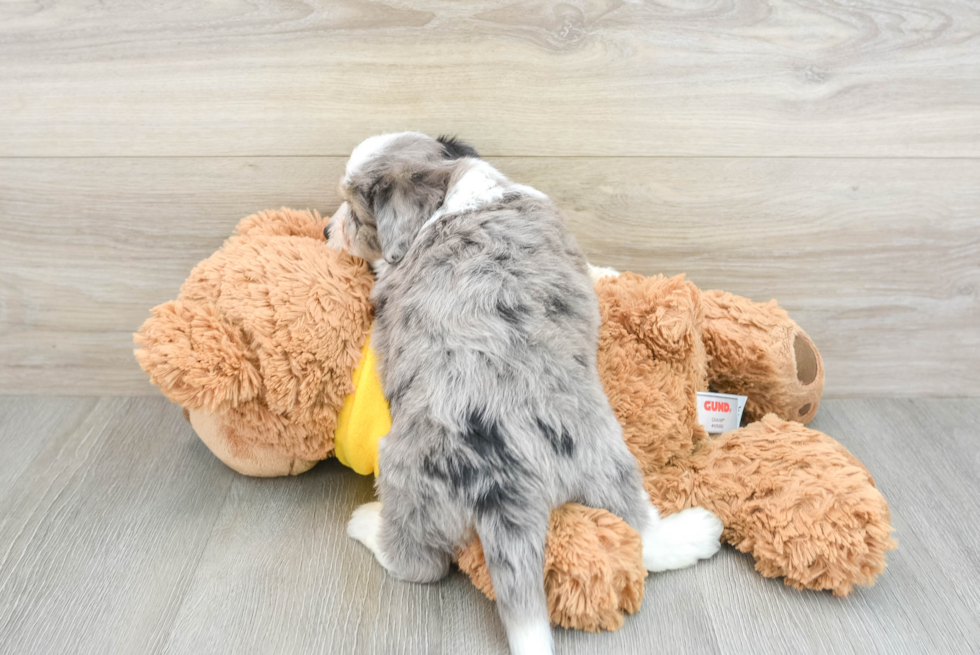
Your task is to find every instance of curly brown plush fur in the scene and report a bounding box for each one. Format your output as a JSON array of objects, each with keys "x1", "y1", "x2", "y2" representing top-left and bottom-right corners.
[
  {"x1": 647, "y1": 415, "x2": 893, "y2": 596},
  {"x1": 595, "y1": 272, "x2": 709, "y2": 475}
]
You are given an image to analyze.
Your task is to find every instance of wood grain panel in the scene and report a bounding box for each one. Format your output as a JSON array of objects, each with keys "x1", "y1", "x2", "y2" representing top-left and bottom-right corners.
[
  {"x1": 0, "y1": 156, "x2": 342, "y2": 395},
  {"x1": 1, "y1": 397, "x2": 978, "y2": 653},
  {"x1": 1, "y1": 0, "x2": 978, "y2": 157},
  {"x1": 506, "y1": 156, "x2": 980, "y2": 398},
  {"x1": 1, "y1": 156, "x2": 977, "y2": 396}
]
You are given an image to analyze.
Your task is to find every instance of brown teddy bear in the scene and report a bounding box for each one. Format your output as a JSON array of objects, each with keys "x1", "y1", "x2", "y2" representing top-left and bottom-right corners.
[{"x1": 135, "y1": 208, "x2": 894, "y2": 633}]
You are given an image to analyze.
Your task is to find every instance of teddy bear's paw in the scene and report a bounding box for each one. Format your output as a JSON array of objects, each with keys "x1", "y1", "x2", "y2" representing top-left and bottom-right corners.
[
  {"x1": 348, "y1": 502, "x2": 390, "y2": 569},
  {"x1": 643, "y1": 507, "x2": 723, "y2": 572}
]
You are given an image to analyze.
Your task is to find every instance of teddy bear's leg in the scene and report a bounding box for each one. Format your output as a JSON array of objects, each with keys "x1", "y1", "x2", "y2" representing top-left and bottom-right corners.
[
  {"x1": 701, "y1": 289, "x2": 824, "y2": 424},
  {"x1": 457, "y1": 503, "x2": 647, "y2": 633},
  {"x1": 682, "y1": 415, "x2": 895, "y2": 596}
]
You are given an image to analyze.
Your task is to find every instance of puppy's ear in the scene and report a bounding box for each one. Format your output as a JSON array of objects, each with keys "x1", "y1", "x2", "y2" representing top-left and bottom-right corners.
[
  {"x1": 437, "y1": 135, "x2": 480, "y2": 160},
  {"x1": 372, "y1": 165, "x2": 451, "y2": 265}
]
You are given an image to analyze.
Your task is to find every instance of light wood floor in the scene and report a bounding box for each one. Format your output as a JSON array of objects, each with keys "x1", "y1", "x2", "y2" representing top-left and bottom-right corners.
[
  {"x1": 0, "y1": 396, "x2": 977, "y2": 654},
  {"x1": 1, "y1": 1, "x2": 979, "y2": 397}
]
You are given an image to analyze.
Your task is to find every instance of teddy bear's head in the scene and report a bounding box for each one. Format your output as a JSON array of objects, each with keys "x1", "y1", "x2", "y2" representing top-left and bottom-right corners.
[{"x1": 134, "y1": 208, "x2": 375, "y2": 476}]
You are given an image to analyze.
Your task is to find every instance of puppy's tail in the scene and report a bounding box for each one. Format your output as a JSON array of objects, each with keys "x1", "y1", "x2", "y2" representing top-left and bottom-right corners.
[{"x1": 476, "y1": 511, "x2": 554, "y2": 655}]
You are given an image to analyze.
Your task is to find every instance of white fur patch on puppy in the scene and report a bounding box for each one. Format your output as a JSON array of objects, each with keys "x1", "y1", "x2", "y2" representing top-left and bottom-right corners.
[
  {"x1": 371, "y1": 258, "x2": 389, "y2": 278},
  {"x1": 510, "y1": 183, "x2": 548, "y2": 200},
  {"x1": 642, "y1": 504, "x2": 723, "y2": 572},
  {"x1": 348, "y1": 501, "x2": 390, "y2": 569},
  {"x1": 587, "y1": 264, "x2": 620, "y2": 284},
  {"x1": 344, "y1": 131, "x2": 424, "y2": 184},
  {"x1": 444, "y1": 160, "x2": 506, "y2": 213},
  {"x1": 422, "y1": 161, "x2": 549, "y2": 235},
  {"x1": 508, "y1": 616, "x2": 554, "y2": 655}
]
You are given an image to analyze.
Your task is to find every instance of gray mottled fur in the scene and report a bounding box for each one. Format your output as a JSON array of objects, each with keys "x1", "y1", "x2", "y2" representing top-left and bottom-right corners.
[{"x1": 341, "y1": 133, "x2": 651, "y2": 653}]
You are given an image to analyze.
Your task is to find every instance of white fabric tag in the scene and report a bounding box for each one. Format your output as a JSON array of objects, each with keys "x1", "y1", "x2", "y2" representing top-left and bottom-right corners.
[{"x1": 696, "y1": 392, "x2": 748, "y2": 434}]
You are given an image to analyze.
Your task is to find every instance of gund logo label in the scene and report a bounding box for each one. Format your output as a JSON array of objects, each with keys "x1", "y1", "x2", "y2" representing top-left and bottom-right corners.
[
  {"x1": 696, "y1": 392, "x2": 747, "y2": 434},
  {"x1": 703, "y1": 400, "x2": 731, "y2": 412}
]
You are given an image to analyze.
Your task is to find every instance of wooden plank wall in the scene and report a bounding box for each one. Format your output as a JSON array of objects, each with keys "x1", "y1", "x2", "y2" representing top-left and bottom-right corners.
[{"x1": 1, "y1": 0, "x2": 978, "y2": 396}]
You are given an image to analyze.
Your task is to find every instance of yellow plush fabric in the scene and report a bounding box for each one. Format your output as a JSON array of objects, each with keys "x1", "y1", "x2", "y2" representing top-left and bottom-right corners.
[{"x1": 333, "y1": 332, "x2": 391, "y2": 477}]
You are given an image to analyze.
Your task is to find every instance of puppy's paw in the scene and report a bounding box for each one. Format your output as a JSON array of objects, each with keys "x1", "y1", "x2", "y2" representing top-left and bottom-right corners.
[
  {"x1": 348, "y1": 502, "x2": 389, "y2": 569},
  {"x1": 509, "y1": 616, "x2": 555, "y2": 655},
  {"x1": 643, "y1": 507, "x2": 723, "y2": 572}
]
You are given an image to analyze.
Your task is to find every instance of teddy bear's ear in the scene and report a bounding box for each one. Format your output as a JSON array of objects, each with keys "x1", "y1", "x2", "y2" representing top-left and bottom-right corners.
[
  {"x1": 134, "y1": 300, "x2": 262, "y2": 413},
  {"x1": 597, "y1": 272, "x2": 704, "y2": 363},
  {"x1": 234, "y1": 207, "x2": 328, "y2": 241}
]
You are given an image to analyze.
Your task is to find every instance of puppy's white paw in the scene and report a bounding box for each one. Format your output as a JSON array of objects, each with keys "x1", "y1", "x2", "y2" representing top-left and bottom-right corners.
[
  {"x1": 508, "y1": 617, "x2": 554, "y2": 655},
  {"x1": 348, "y1": 502, "x2": 389, "y2": 569},
  {"x1": 643, "y1": 507, "x2": 723, "y2": 572}
]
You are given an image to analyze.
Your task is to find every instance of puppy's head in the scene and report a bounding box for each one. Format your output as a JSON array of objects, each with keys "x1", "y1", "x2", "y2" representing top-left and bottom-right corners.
[{"x1": 337, "y1": 132, "x2": 479, "y2": 265}]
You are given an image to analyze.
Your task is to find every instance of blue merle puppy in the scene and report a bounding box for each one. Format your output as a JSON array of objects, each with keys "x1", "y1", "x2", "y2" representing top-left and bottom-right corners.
[{"x1": 334, "y1": 132, "x2": 722, "y2": 655}]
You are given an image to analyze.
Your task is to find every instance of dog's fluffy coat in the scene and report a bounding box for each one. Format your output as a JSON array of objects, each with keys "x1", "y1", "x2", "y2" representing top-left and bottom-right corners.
[{"x1": 337, "y1": 132, "x2": 721, "y2": 655}]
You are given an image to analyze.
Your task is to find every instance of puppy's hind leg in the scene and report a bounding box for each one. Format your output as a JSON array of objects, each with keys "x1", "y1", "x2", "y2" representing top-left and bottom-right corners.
[
  {"x1": 577, "y1": 450, "x2": 652, "y2": 534},
  {"x1": 348, "y1": 498, "x2": 454, "y2": 583},
  {"x1": 348, "y1": 423, "x2": 458, "y2": 583},
  {"x1": 347, "y1": 501, "x2": 390, "y2": 569}
]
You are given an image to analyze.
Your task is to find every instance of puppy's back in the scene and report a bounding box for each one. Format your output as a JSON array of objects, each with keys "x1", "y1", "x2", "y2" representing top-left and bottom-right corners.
[{"x1": 374, "y1": 196, "x2": 602, "y2": 439}]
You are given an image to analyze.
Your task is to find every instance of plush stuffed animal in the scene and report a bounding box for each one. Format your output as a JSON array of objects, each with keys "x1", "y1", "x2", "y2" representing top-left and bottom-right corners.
[{"x1": 135, "y1": 208, "x2": 894, "y2": 633}]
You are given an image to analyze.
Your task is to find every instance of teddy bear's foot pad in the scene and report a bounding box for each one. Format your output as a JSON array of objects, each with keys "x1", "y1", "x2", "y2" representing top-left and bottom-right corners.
[{"x1": 643, "y1": 507, "x2": 723, "y2": 572}]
